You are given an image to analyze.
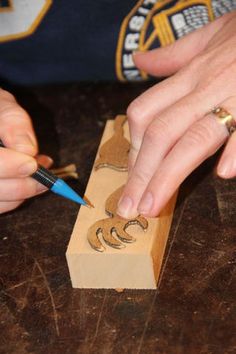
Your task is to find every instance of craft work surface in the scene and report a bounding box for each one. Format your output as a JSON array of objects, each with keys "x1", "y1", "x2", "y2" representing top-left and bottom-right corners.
[
  {"x1": 67, "y1": 119, "x2": 176, "y2": 289},
  {"x1": 0, "y1": 83, "x2": 236, "y2": 354}
]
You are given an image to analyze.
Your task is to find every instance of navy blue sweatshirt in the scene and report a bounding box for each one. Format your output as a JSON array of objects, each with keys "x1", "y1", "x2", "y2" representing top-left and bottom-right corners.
[{"x1": 0, "y1": 0, "x2": 234, "y2": 85}]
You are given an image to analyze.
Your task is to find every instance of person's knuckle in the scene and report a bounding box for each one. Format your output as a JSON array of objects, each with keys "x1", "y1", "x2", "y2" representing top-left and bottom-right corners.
[
  {"x1": 133, "y1": 168, "x2": 151, "y2": 186},
  {"x1": 0, "y1": 151, "x2": 9, "y2": 173},
  {"x1": 127, "y1": 99, "x2": 145, "y2": 126},
  {"x1": 12, "y1": 179, "x2": 35, "y2": 199},
  {"x1": 144, "y1": 117, "x2": 171, "y2": 144},
  {"x1": 0, "y1": 89, "x2": 16, "y2": 102},
  {"x1": 194, "y1": 73, "x2": 216, "y2": 100},
  {"x1": 12, "y1": 180, "x2": 25, "y2": 199},
  {"x1": 0, "y1": 104, "x2": 30, "y2": 126},
  {"x1": 191, "y1": 52, "x2": 209, "y2": 69},
  {"x1": 178, "y1": 54, "x2": 208, "y2": 86},
  {"x1": 187, "y1": 121, "x2": 214, "y2": 146},
  {"x1": 144, "y1": 125, "x2": 158, "y2": 142},
  {"x1": 10, "y1": 106, "x2": 29, "y2": 122}
]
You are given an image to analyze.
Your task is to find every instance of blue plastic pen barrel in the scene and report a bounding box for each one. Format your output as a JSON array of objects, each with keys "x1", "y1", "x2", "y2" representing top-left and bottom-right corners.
[
  {"x1": 0, "y1": 139, "x2": 87, "y2": 206},
  {"x1": 0, "y1": 139, "x2": 56, "y2": 188},
  {"x1": 31, "y1": 165, "x2": 57, "y2": 189}
]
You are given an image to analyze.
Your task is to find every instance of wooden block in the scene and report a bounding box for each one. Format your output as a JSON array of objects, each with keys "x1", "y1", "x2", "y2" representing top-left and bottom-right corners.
[{"x1": 66, "y1": 119, "x2": 177, "y2": 289}]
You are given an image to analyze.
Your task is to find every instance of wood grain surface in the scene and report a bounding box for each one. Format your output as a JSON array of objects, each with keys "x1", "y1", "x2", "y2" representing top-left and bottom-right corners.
[
  {"x1": 0, "y1": 82, "x2": 235, "y2": 354},
  {"x1": 67, "y1": 119, "x2": 177, "y2": 289}
]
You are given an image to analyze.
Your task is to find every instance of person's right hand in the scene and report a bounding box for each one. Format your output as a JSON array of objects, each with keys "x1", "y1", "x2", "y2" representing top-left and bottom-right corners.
[{"x1": 0, "y1": 88, "x2": 53, "y2": 214}]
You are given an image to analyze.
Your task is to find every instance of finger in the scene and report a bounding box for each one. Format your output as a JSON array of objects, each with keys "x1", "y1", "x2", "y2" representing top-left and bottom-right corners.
[
  {"x1": 0, "y1": 177, "x2": 47, "y2": 202},
  {"x1": 216, "y1": 100, "x2": 236, "y2": 178},
  {"x1": 0, "y1": 154, "x2": 52, "y2": 211},
  {"x1": 118, "y1": 87, "x2": 224, "y2": 218},
  {"x1": 0, "y1": 150, "x2": 53, "y2": 179},
  {"x1": 133, "y1": 13, "x2": 231, "y2": 76},
  {"x1": 127, "y1": 70, "x2": 196, "y2": 170},
  {"x1": 120, "y1": 55, "x2": 236, "y2": 219},
  {"x1": 0, "y1": 147, "x2": 37, "y2": 178},
  {"x1": 0, "y1": 200, "x2": 24, "y2": 214},
  {"x1": 217, "y1": 134, "x2": 236, "y2": 178},
  {"x1": 137, "y1": 114, "x2": 228, "y2": 217},
  {"x1": 0, "y1": 89, "x2": 38, "y2": 156}
]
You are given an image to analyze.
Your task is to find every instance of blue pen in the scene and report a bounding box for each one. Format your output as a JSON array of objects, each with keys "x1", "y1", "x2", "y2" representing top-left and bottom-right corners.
[{"x1": 0, "y1": 140, "x2": 91, "y2": 207}]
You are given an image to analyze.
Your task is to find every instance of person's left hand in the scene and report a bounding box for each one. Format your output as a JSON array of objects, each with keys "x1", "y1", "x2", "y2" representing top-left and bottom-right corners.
[{"x1": 117, "y1": 11, "x2": 236, "y2": 218}]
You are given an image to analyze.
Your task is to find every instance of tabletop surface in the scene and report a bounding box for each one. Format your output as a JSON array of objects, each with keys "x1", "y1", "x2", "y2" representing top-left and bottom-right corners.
[{"x1": 0, "y1": 82, "x2": 235, "y2": 354}]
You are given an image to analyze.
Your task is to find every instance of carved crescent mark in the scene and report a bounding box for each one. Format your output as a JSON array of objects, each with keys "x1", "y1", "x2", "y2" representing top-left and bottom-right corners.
[{"x1": 87, "y1": 186, "x2": 148, "y2": 252}]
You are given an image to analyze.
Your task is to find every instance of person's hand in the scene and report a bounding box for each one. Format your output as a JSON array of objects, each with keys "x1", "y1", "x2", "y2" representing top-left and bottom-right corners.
[
  {"x1": 0, "y1": 88, "x2": 53, "y2": 214},
  {"x1": 117, "y1": 11, "x2": 236, "y2": 218}
]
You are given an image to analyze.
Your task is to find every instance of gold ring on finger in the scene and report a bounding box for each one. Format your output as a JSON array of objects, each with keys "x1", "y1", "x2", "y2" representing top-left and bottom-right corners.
[{"x1": 212, "y1": 107, "x2": 236, "y2": 135}]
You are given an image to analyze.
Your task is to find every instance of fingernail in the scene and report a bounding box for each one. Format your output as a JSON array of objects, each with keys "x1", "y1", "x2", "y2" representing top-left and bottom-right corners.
[
  {"x1": 46, "y1": 156, "x2": 53, "y2": 164},
  {"x1": 117, "y1": 195, "x2": 133, "y2": 218},
  {"x1": 18, "y1": 160, "x2": 37, "y2": 177},
  {"x1": 43, "y1": 156, "x2": 54, "y2": 166},
  {"x1": 36, "y1": 183, "x2": 48, "y2": 193},
  {"x1": 218, "y1": 157, "x2": 234, "y2": 178},
  {"x1": 138, "y1": 192, "x2": 153, "y2": 215}
]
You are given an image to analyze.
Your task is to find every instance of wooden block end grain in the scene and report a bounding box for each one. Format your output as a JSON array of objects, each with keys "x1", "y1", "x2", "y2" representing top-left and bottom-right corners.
[{"x1": 66, "y1": 120, "x2": 177, "y2": 289}]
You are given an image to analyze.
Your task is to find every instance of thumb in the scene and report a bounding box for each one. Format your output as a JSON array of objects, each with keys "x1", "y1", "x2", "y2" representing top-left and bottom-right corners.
[{"x1": 133, "y1": 14, "x2": 229, "y2": 77}]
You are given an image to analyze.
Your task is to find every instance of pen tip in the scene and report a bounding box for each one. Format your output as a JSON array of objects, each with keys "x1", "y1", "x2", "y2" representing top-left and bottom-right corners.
[
  {"x1": 83, "y1": 196, "x2": 95, "y2": 208},
  {"x1": 85, "y1": 203, "x2": 94, "y2": 209}
]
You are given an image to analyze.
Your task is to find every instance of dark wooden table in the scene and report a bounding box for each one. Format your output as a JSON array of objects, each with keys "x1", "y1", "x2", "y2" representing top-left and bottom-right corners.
[{"x1": 0, "y1": 82, "x2": 235, "y2": 354}]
